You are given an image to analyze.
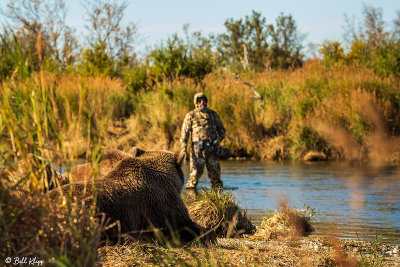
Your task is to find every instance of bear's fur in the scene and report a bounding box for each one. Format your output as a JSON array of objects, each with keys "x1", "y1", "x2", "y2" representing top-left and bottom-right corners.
[
  {"x1": 48, "y1": 148, "x2": 215, "y2": 244},
  {"x1": 69, "y1": 149, "x2": 133, "y2": 183}
]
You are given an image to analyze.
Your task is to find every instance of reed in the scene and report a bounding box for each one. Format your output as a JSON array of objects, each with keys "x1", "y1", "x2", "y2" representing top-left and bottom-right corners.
[
  {"x1": 104, "y1": 61, "x2": 399, "y2": 163},
  {"x1": 1, "y1": 36, "x2": 399, "y2": 265},
  {"x1": 0, "y1": 45, "x2": 112, "y2": 263}
]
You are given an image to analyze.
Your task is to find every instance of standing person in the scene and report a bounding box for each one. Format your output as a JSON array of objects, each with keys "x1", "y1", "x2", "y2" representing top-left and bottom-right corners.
[{"x1": 180, "y1": 92, "x2": 226, "y2": 189}]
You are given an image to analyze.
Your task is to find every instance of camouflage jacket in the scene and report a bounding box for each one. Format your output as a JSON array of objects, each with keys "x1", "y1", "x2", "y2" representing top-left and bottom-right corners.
[{"x1": 180, "y1": 107, "x2": 226, "y2": 151}]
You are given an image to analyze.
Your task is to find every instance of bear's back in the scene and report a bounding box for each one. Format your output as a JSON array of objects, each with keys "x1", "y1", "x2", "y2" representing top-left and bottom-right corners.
[
  {"x1": 102, "y1": 151, "x2": 184, "y2": 192},
  {"x1": 69, "y1": 150, "x2": 133, "y2": 183}
]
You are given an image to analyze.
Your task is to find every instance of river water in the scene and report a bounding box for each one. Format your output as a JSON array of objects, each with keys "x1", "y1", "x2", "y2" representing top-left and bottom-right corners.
[{"x1": 184, "y1": 160, "x2": 400, "y2": 245}]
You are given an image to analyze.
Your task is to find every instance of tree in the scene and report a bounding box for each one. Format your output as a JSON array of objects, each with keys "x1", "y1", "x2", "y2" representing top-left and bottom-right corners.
[
  {"x1": 148, "y1": 26, "x2": 215, "y2": 82},
  {"x1": 393, "y1": 11, "x2": 400, "y2": 39},
  {"x1": 335, "y1": 5, "x2": 400, "y2": 76},
  {"x1": 217, "y1": 10, "x2": 269, "y2": 71},
  {"x1": 362, "y1": 5, "x2": 386, "y2": 46},
  {"x1": 217, "y1": 11, "x2": 303, "y2": 71},
  {"x1": 320, "y1": 41, "x2": 346, "y2": 65},
  {"x1": 245, "y1": 11, "x2": 270, "y2": 71},
  {"x1": 78, "y1": 41, "x2": 115, "y2": 77},
  {"x1": 83, "y1": 0, "x2": 138, "y2": 64},
  {"x1": 268, "y1": 13, "x2": 303, "y2": 69},
  {"x1": 2, "y1": 0, "x2": 78, "y2": 67}
]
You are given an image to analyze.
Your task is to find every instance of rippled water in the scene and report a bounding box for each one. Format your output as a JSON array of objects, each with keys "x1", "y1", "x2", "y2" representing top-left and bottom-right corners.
[{"x1": 184, "y1": 160, "x2": 400, "y2": 245}]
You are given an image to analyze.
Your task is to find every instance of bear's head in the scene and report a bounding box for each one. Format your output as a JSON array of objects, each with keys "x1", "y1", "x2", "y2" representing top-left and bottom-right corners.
[{"x1": 131, "y1": 147, "x2": 186, "y2": 192}]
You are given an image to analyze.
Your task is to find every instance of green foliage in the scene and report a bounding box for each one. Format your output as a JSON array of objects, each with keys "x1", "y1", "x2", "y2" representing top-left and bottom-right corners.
[
  {"x1": 322, "y1": 5, "x2": 400, "y2": 77},
  {"x1": 3, "y1": 0, "x2": 78, "y2": 68},
  {"x1": 122, "y1": 64, "x2": 149, "y2": 93},
  {"x1": 0, "y1": 73, "x2": 107, "y2": 264},
  {"x1": 217, "y1": 10, "x2": 304, "y2": 71},
  {"x1": 268, "y1": 13, "x2": 303, "y2": 69},
  {"x1": 293, "y1": 126, "x2": 329, "y2": 155},
  {"x1": 344, "y1": 36, "x2": 400, "y2": 77},
  {"x1": 148, "y1": 30, "x2": 215, "y2": 82},
  {"x1": 365, "y1": 38, "x2": 400, "y2": 76},
  {"x1": 320, "y1": 41, "x2": 346, "y2": 65},
  {"x1": 148, "y1": 35, "x2": 186, "y2": 80},
  {"x1": 78, "y1": 42, "x2": 116, "y2": 77},
  {"x1": 108, "y1": 92, "x2": 134, "y2": 120},
  {"x1": 217, "y1": 10, "x2": 269, "y2": 71}
]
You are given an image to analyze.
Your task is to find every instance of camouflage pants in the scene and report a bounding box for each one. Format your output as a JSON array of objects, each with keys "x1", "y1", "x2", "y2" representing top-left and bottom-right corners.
[{"x1": 185, "y1": 146, "x2": 223, "y2": 189}]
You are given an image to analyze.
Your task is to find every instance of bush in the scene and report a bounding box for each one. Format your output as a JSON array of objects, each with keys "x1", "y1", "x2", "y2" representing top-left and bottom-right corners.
[
  {"x1": 122, "y1": 64, "x2": 150, "y2": 93},
  {"x1": 78, "y1": 42, "x2": 116, "y2": 77},
  {"x1": 148, "y1": 31, "x2": 215, "y2": 82}
]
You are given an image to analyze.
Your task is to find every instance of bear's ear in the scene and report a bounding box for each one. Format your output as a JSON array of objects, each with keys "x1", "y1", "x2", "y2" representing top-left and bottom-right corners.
[
  {"x1": 131, "y1": 147, "x2": 145, "y2": 157},
  {"x1": 175, "y1": 152, "x2": 186, "y2": 166}
]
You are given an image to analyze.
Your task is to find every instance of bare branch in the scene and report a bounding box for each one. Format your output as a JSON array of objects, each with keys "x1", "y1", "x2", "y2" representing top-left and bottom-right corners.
[
  {"x1": 3, "y1": 0, "x2": 78, "y2": 65},
  {"x1": 82, "y1": 0, "x2": 137, "y2": 60},
  {"x1": 234, "y1": 74, "x2": 264, "y2": 101}
]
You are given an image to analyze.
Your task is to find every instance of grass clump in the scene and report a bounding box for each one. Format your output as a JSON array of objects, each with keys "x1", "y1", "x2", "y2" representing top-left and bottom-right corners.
[
  {"x1": 0, "y1": 57, "x2": 108, "y2": 264},
  {"x1": 182, "y1": 189, "x2": 255, "y2": 237},
  {"x1": 0, "y1": 160, "x2": 105, "y2": 266},
  {"x1": 250, "y1": 203, "x2": 316, "y2": 241}
]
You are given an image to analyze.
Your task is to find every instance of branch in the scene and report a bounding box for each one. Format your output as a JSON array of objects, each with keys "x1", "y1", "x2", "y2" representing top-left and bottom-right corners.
[{"x1": 234, "y1": 75, "x2": 264, "y2": 101}]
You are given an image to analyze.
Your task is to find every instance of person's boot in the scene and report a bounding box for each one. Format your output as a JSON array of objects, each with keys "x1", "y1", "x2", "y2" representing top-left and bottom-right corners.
[{"x1": 184, "y1": 177, "x2": 198, "y2": 189}]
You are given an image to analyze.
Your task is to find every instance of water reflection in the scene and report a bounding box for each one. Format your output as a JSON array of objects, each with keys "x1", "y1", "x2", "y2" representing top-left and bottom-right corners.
[{"x1": 183, "y1": 160, "x2": 400, "y2": 245}]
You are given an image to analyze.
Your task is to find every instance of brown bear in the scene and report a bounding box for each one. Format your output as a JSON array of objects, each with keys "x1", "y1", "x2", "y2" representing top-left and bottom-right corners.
[
  {"x1": 68, "y1": 149, "x2": 133, "y2": 183},
  {"x1": 47, "y1": 148, "x2": 215, "y2": 244}
]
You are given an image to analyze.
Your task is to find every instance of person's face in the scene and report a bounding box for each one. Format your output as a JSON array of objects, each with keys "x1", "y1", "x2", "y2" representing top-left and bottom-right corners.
[{"x1": 197, "y1": 97, "x2": 207, "y2": 109}]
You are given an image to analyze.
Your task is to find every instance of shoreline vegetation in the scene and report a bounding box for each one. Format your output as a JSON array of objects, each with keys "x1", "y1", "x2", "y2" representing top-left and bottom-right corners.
[
  {"x1": 2, "y1": 62, "x2": 400, "y2": 164},
  {"x1": 100, "y1": 190, "x2": 400, "y2": 266},
  {"x1": 1, "y1": 2, "x2": 400, "y2": 265}
]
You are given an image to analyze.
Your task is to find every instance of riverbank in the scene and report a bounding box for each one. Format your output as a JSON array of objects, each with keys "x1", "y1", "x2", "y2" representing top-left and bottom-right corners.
[
  {"x1": 98, "y1": 191, "x2": 400, "y2": 266},
  {"x1": 101, "y1": 61, "x2": 400, "y2": 163},
  {"x1": 98, "y1": 236, "x2": 400, "y2": 266},
  {"x1": 2, "y1": 62, "x2": 399, "y2": 165},
  {"x1": 1, "y1": 62, "x2": 400, "y2": 265}
]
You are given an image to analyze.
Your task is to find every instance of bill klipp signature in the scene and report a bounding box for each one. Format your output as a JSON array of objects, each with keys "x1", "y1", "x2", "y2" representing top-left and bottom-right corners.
[{"x1": 5, "y1": 257, "x2": 44, "y2": 266}]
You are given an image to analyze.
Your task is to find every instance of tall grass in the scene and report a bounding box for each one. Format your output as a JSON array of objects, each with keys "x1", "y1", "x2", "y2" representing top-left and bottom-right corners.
[
  {"x1": 1, "y1": 32, "x2": 399, "y2": 265},
  {"x1": 0, "y1": 38, "x2": 117, "y2": 263},
  {"x1": 104, "y1": 61, "x2": 400, "y2": 163}
]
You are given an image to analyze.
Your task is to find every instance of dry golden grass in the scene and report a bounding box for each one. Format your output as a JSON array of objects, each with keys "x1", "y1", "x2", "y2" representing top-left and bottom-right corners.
[
  {"x1": 96, "y1": 201, "x2": 399, "y2": 266},
  {"x1": 97, "y1": 238, "x2": 343, "y2": 267},
  {"x1": 2, "y1": 62, "x2": 400, "y2": 265},
  {"x1": 250, "y1": 203, "x2": 314, "y2": 242},
  {"x1": 183, "y1": 190, "x2": 255, "y2": 238},
  {"x1": 0, "y1": 184, "x2": 104, "y2": 265},
  {"x1": 97, "y1": 232, "x2": 400, "y2": 266},
  {"x1": 29, "y1": 60, "x2": 394, "y2": 163}
]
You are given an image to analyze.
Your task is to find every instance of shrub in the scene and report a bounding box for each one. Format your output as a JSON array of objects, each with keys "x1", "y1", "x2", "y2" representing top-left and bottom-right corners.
[
  {"x1": 182, "y1": 189, "x2": 255, "y2": 237},
  {"x1": 78, "y1": 42, "x2": 116, "y2": 77},
  {"x1": 148, "y1": 31, "x2": 215, "y2": 82}
]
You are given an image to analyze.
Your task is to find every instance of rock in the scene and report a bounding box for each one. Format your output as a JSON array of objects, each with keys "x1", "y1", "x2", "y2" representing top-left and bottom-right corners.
[{"x1": 303, "y1": 151, "x2": 327, "y2": 161}]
